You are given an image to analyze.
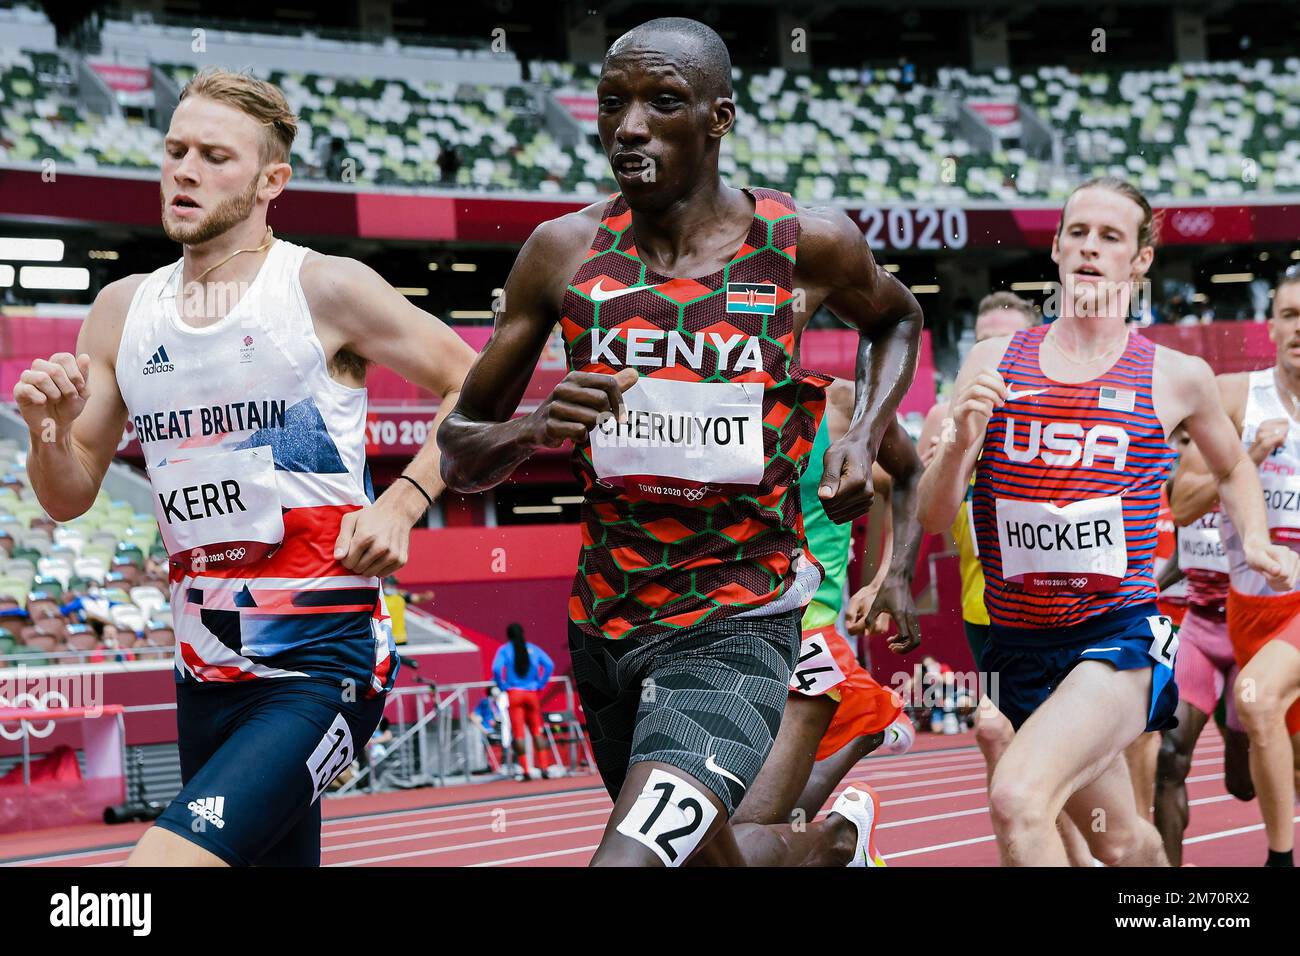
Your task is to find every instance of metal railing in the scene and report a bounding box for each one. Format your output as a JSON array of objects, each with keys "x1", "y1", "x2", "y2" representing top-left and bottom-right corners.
[
  {"x1": 334, "y1": 676, "x2": 577, "y2": 795},
  {"x1": 0, "y1": 646, "x2": 172, "y2": 667}
]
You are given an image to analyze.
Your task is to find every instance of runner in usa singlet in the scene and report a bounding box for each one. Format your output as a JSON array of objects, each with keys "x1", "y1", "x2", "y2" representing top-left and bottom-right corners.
[
  {"x1": 562, "y1": 187, "x2": 830, "y2": 642},
  {"x1": 973, "y1": 326, "x2": 1176, "y2": 630}
]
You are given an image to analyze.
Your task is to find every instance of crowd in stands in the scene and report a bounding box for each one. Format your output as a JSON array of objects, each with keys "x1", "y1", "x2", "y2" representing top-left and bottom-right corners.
[
  {"x1": 0, "y1": 438, "x2": 172, "y2": 667},
  {"x1": 4, "y1": 43, "x2": 1299, "y2": 202}
]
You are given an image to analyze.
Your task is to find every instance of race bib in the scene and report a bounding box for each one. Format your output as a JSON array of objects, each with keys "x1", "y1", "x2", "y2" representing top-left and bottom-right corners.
[
  {"x1": 150, "y1": 446, "x2": 284, "y2": 572},
  {"x1": 789, "y1": 627, "x2": 848, "y2": 696},
  {"x1": 1146, "y1": 614, "x2": 1179, "y2": 668},
  {"x1": 1177, "y1": 515, "x2": 1227, "y2": 574},
  {"x1": 996, "y1": 495, "x2": 1127, "y2": 593},
  {"x1": 1260, "y1": 470, "x2": 1300, "y2": 542},
  {"x1": 590, "y1": 378, "x2": 764, "y2": 495}
]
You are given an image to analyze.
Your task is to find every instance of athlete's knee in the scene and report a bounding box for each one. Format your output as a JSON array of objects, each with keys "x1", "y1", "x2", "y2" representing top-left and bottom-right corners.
[
  {"x1": 1155, "y1": 731, "x2": 1192, "y2": 787},
  {"x1": 589, "y1": 840, "x2": 662, "y2": 867},
  {"x1": 1234, "y1": 676, "x2": 1287, "y2": 735},
  {"x1": 988, "y1": 771, "x2": 1051, "y2": 836},
  {"x1": 975, "y1": 704, "x2": 1013, "y2": 756},
  {"x1": 1088, "y1": 816, "x2": 1164, "y2": 867},
  {"x1": 602, "y1": 765, "x2": 724, "y2": 867}
]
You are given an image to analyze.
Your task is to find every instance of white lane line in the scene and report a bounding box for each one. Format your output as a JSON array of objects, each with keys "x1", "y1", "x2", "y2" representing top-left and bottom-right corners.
[
  {"x1": 325, "y1": 795, "x2": 613, "y2": 839},
  {"x1": 879, "y1": 806, "x2": 989, "y2": 829},
  {"x1": 1185, "y1": 815, "x2": 1300, "y2": 846},
  {"x1": 328, "y1": 823, "x2": 609, "y2": 866},
  {"x1": 883, "y1": 835, "x2": 997, "y2": 859},
  {"x1": 324, "y1": 807, "x2": 609, "y2": 853},
  {"x1": 877, "y1": 793, "x2": 1251, "y2": 861},
  {"x1": 470, "y1": 845, "x2": 600, "y2": 867}
]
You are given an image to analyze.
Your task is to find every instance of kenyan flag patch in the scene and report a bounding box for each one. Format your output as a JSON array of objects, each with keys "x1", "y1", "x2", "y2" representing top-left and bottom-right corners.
[{"x1": 726, "y1": 282, "x2": 777, "y2": 316}]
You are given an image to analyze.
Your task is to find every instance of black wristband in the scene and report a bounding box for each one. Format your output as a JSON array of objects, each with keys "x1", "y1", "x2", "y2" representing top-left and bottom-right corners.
[{"x1": 398, "y1": 474, "x2": 435, "y2": 511}]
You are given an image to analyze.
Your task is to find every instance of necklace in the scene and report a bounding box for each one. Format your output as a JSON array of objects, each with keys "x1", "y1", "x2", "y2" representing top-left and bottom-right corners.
[
  {"x1": 1046, "y1": 323, "x2": 1129, "y2": 367},
  {"x1": 1273, "y1": 368, "x2": 1300, "y2": 421},
  {"x1": 182, "y1": 226, "x2": 275, "y2": 288}
]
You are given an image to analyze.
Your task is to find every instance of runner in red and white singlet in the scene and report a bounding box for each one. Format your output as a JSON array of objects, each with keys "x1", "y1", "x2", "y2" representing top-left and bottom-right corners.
[
  {"x1": 1153, "y1": 433, "x2": 1255, "y2": 865},
  {"x1": 1170, "y1": 270, "x2": 1300, "y2": 866}
]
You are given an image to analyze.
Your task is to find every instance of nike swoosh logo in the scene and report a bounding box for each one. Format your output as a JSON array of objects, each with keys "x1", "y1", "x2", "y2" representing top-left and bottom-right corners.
[
  {"x1": 1006, "y1": 387, "x2": 1049, "y2": 401},
  {"x1": 589, "y1": 280, "x2": 663, "y2": 302},
  {"x1": 704, "y1": 754, "x2": 746, "y2": 791}
]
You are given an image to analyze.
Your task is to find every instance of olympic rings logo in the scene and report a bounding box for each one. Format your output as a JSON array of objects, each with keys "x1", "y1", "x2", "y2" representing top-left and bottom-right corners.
[
  {"x1": 681, "y1": 486, "x2": 716, "y2": 502},
  {"x1": 1169, "y1": 210, "x2": 1215, "y2": 237},
  {"x1": 0, "y1": 690, "x2": 69, "y2": 740},
  {"x1": 1069, "y1": 577, "x2": 1089, "y2": 589},
  {"x1": 190, "y1": 546, "x2": 248, "y2": 570}
]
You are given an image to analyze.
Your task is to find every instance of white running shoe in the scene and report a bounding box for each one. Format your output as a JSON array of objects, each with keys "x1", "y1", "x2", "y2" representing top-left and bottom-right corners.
[
  {"x1": 831, "y1": 785, "x2": 885, "y2": 867},
  {"x1": 875, "y1": 715, "x2": 916, "y2": 756}
]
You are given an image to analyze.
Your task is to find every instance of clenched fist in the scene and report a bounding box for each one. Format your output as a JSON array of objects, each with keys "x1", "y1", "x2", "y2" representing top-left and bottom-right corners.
[
  {"x1": 14, "y1": 352, "x2": 91, "y2": 437},
  {"x1": 1244, "y1": 541, "x2": 1300, "y2": 592},
  {"x1": 951, "y1": 369, "x2": 1008, "y2": 449},
  {"x1": 1249, "y1": 418, "x2": 1289, "y2": 464},
  {"x1": 531, "y1": 368, "x2": 639, "y2": 448}
]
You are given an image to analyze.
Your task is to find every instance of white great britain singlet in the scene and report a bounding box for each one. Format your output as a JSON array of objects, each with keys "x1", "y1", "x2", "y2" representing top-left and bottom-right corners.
[
  {"x1": 116, "y1": 239, "x2": 396, "y2": 695},
  {"x1": 1221, "y1": 368, "x2": 1300, "y2": 597}
]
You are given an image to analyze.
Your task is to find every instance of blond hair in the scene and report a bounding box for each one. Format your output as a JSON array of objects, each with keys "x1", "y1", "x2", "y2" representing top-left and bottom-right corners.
[
  {"x1": 977, "y1": 291, "x2": 1039, "y2": 326},
  {"x1": 178, "y1": 67, "x2": 297, "y2": 164}
]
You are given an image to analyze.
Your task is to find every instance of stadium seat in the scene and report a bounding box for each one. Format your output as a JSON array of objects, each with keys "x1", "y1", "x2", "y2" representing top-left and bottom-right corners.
[
  {"x1": 130, "y1": 586, "x2": 166, "y2": 620},
  {"x1": 110, "y1": 603, "x2": 145, "y2": 633}
]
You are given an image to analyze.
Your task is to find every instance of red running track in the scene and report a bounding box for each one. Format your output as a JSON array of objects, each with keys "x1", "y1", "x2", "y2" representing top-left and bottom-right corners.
[{"x1": 0, "y1": 731, "x2": 1291, "y2": 867}]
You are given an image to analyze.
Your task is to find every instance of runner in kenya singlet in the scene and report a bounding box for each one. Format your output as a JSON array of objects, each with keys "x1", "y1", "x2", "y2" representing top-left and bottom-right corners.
[
  {"x1": 973, "y1": 326, "x2": 1176, "y2": 628},
  {"x1": 116, "y1": 239, "x2": 397, "y2": 695},
  {"x1": 561, "y1": 187, "x2": 830, "y2": 641}
]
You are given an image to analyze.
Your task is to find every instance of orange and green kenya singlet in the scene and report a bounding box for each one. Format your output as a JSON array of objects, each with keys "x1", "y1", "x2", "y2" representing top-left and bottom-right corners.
[{"x1": 562, "y1": 187, "x2": 831, "y2": 641}]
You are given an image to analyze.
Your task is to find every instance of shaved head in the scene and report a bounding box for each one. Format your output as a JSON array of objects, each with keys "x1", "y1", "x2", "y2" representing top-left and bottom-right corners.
[{"x1": 606, "y1": 17, "x2": 732, "y2": 100}]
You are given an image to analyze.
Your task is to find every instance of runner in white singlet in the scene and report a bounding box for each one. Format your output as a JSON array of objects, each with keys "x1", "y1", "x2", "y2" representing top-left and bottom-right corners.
[{"x1": 15, "y1": 69, "x2": 475, "y2": 867}]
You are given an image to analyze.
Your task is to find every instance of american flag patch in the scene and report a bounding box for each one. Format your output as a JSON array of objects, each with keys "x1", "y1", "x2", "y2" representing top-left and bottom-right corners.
[
  {"x1": 1098, "y1": 386, "x2": 1136, "y2": 412},
  {"x1": 726, "y1": 282, "x2": 777, "y2": 315}
]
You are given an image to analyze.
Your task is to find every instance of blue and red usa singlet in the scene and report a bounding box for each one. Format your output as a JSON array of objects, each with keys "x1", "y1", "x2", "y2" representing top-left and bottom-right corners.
[{"x1": 972, "y1": 325, "x2": 1176, "y2": 630}]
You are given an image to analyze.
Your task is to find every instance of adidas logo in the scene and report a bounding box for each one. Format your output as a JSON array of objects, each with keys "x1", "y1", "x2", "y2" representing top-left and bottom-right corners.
[
  {"x1": 143, "y1": 345, "x2": 175, "y2": 375},
  {"x1": 187, "y1": 795, "x2": 226, "y2": 829}
]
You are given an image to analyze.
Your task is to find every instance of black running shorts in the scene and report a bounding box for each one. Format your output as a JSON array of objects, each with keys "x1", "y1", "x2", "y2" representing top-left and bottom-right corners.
[{"x1": 568, "y1": 609, "x2": 801, "y2": 816}]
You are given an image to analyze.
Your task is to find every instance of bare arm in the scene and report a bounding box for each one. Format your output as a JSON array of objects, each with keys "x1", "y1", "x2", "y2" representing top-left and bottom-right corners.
[
  {"x1": 797, "y1": 208, "x2": 923, "y2": 524},
  {"x1": 917, "y1": 399, "x2": 950, "y2": 468},
  {"x1": 869, "y1": 418, "x2": 925, "y2": 651},
  {"x1": 916, "y1": 337, "x2": 1011, "y2": 534},
  {"x1": 19, "y1": 277, "x2": 137, "y2": 521},
  {"x1": 878, "y1": 417, "x2": 925, "y2": 591},
  {"x1": 437, "y1": 210, "x2": 635, "y2": 493},
  {"x1": 304, "y1": 255, "x2": 477, "y2": 519},
  {"x1": 1170, "y1": 373, "x2": 1283, "y2": 526},
  {"x1": 303, "y1": 256, "x2": 477, "y2": 575},
  {"x1": 1177, "y1": 355, "x2": 1296, "y2": 589}
]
